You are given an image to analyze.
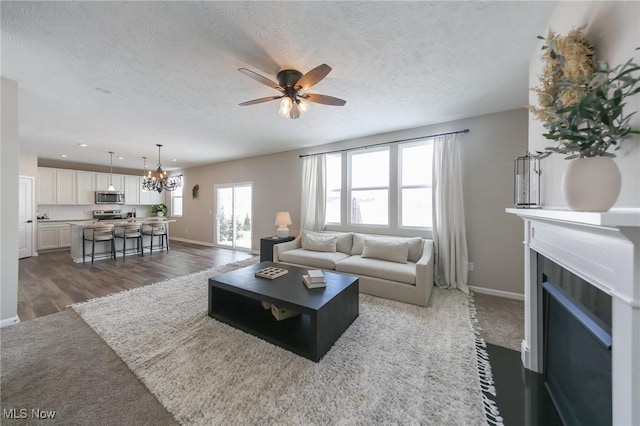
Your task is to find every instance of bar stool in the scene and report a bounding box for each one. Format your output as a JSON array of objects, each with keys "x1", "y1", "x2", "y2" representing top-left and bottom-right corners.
[
  {"x1": 83, "y1": 223, "x2": 115, "y2": 264},
  {"x1": 114, "y1": 222, "x2": 143, "y2": 261},
  {"x1": 143, "y1": 221, "x2": 169, "y2": 254}
]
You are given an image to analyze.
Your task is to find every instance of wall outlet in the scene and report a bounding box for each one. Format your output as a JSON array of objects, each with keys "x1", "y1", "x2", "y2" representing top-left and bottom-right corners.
[
  {"x1": 185, "y1": 228, "x2": 189, "y2": 234},
  {"x1": 468, "y1": 262, "x2": 475, "y2": 271}
]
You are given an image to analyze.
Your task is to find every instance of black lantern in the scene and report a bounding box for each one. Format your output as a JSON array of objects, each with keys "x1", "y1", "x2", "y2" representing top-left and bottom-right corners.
[{"x1": 514, "y1": 152, "x2": 540, "y2": 208}]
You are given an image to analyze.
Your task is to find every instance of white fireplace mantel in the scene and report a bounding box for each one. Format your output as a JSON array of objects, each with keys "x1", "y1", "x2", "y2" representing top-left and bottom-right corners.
[{"x1": 506, "y1": 207, "x2": 640, "y2": 426}]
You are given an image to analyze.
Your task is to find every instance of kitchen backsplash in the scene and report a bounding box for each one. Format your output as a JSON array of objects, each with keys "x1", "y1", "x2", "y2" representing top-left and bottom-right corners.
[{"x1": 37, "y1": 205, "x2": 152, "y2": 220}]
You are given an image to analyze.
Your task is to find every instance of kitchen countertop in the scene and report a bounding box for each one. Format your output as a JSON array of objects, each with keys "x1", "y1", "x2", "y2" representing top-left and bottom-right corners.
[
  {"x1": 69, "y1": 218, "x2": 175, "y2": 228},
  {"x1": 37, "y1": 218, "x2": 88, "y2": 223}
]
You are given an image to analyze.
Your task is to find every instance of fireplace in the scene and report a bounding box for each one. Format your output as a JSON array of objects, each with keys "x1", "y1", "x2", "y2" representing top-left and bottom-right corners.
[
  {"x1": 540, "y1": 254, "x2": 612, "y2": 425},
  {"x1": 506, "y1": 208, "x2": 640, "y2": 426}
]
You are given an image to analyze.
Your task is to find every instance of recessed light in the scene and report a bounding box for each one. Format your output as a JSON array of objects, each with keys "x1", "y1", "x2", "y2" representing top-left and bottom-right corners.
[
  {"x1": 60, "y1": 154, "x2": 67, "y2": 158},
  {"x1": 118, "y1": 156, "x2": 124, "y2": 160},
  {"x1": 172, "y1": 158, "x2": 177, "y2": 162},
  {"x1": 78, "y1": 143, "x2": 87, "y2": 147}
]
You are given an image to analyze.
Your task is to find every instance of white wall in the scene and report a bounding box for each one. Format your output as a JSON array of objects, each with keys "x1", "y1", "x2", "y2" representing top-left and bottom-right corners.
[
  {"x1": 173, "y1": 108, "x2": 528, "y2": 295},
  {"x1": 1, "y1": 77, "x2": 20, "y2": 326},
  {"x1": 529, "y1": 1, "x2": 640, "y2": 208},
  {"x1": 19, "y1": 147, "x2": 38, "y2": 178}
]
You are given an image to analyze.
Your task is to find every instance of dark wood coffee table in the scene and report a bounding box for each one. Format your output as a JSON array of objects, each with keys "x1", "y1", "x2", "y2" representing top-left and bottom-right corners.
[{"x1": 208, "y1": 261, "x2": 359, "y2": 362}]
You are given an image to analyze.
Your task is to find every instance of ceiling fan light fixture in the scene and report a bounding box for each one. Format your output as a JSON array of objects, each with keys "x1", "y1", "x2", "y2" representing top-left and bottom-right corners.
[
  {"x1": 288, "y1": 100, "x2": 301, "y2": 119},
  {"x1": 279, "y1": 96, "x2": 293, "y2": 117},
  {"x1": 238, "y1": 64, "x2": 345, "y2": 119}
]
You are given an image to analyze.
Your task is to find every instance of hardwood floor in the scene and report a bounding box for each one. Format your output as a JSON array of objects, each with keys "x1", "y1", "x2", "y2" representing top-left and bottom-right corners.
[
  {"x1": 18, "y1": 244, "x2": 559, "y2": 423},
  {"x1": 18, "y1": 241, "x2": 254, "y2": 321}
]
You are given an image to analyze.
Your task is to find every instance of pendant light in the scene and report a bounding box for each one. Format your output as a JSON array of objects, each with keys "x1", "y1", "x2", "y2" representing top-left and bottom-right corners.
[
  {"x1": 107, "y1": 151, "x2": 116, "y2": 191},
  {"x1": 141, "y1": 156, "x2": 151, "y2": 186}
]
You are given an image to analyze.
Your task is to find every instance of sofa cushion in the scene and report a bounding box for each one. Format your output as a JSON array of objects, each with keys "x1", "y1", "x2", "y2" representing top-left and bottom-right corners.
[
  {"x1": 352, "y1": 233, "x2": 423, "y2": 262},
  {"x1": 302, "y1": 230, "x2": 353, "y2": 254},
  {"x1": 335, "y1": 256, "x2": 416, "y2": 285},
  {"x1": 361, "y1": 238, "x2": 409, "y2": 264},
  {"x1": 278, "y1": 248, "x2": 349, "y2": 270},
  {"x1": 302, "y1": 233, "x2": 337, "y2": 252}
]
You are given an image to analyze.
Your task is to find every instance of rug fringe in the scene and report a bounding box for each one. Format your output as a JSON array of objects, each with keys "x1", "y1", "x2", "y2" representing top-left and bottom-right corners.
[{"x1": 468, "y1": 293, "x2": 504, "y2": 426}]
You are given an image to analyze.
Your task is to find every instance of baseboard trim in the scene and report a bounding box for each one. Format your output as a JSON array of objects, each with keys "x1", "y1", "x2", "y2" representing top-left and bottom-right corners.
[
  {"x1": 171, "y1": 237, "x2": 258, "y2": 256},
  {"x1": 469, "y1": 286, "x2": 524, "y2": 301},
  {"x1": 170, "y1": 237, "x2": 215, "y2": 247},
  {"x1": 0, "y1": 316, "x2": 20, "y2": 328}
]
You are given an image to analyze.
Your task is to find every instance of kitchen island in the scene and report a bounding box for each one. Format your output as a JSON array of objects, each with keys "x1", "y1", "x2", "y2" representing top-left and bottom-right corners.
[{"x1": 69, "y1": 218, "x2": 174, "y2": 263}]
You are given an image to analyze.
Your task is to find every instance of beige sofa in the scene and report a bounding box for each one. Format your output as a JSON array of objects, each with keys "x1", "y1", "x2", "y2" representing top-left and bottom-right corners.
[{"x1": 273, "y1": 230, "x2": 434, "y2": 307}]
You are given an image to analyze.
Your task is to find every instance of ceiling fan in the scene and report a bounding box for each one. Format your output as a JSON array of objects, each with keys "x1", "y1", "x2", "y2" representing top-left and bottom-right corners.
[{"x1": 238, "y1": 64, "x2": 346, "y2": 119}]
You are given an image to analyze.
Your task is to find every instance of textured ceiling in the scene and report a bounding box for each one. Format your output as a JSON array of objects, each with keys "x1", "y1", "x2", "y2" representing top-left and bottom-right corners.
[{"x1": 1, "y1": 1, "x2": 556, "y2": 171}]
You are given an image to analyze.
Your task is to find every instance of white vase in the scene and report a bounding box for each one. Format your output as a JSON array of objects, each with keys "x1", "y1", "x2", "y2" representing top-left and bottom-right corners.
[
  {"x1": 157, "y1": 211, "x2": 164, "y2": 217},
  {"x1": 562, "y1": 157, "x2": 621, "y2": 212}
]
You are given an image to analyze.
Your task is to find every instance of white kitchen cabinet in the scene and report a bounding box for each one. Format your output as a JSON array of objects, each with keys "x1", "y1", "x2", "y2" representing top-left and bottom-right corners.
[
  {"x1": 37, "y1": 222, "x2": 70, "y2": 250},
  {"x1": 38, "y1": 167, "x2": 162, "y2": 206},
  {"x1": 38, "y1": 168, "x2": 57, "y2": 204},
  {"x1": 77, "y1": 171, "x2": 96, "y2": 204},
  {"x1": 38, "y1": 167, "x2": 77, "y2": 205},
  {"x1": 56, "y1": 169, "x2": 77, "y2": 204},
  {"x1": 124, "y1": 175, "x2": 141, "y2": 205},
  {"x1": 37, "y1": 225, "x2": 59, "y2": 250},
  {"x1": 58, "y1": 225, "x2": 71, "y2": 247},
  {"x1": 140, "y1": 188, "x2": 164, "y2": 205}
]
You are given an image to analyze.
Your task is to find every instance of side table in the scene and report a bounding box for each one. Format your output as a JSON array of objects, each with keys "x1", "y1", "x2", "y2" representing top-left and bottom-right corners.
[{"x1": 260, "y1": 236, "x2": 295, "y2": 262}]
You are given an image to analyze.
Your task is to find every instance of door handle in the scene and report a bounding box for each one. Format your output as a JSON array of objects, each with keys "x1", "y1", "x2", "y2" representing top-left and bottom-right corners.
[{"x1": 26, "y1": 220, "x2": 33, "y2": 223}]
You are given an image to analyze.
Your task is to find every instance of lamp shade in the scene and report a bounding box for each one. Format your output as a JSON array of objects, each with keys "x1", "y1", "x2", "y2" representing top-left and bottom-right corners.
[{"x1": 275, "y1": 212, "x2": 292, "y2": 227}]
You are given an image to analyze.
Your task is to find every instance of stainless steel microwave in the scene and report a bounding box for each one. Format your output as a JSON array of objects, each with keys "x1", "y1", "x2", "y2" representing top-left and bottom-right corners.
[{"x1": 95, "y1": 191, "x2": 125, "y2": 204}]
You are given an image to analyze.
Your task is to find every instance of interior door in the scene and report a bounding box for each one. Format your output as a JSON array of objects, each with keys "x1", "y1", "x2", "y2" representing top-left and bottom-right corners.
[{"x1": 19, "y1": 176, "x2": 34, "y2": 258}]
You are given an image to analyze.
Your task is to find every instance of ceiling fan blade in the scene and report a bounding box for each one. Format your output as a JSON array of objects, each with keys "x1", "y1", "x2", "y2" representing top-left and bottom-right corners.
[
  {"x1": 301, "y1": 93, "x2": 346, "y2": 106},
  {"x1": 296, "y1": 64, "x2": 332, "y2": 90},
  {"x1": 237, "y1": 68, "x2": 283, "y2": 92},
  {"x1": 239, "y1": 96, "x2": 282, "y2": 106}
]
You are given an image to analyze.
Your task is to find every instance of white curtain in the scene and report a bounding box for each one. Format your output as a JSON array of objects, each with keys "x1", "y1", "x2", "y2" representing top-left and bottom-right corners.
[
  {"x1": 300, "y1": 154, "x2": 326, "y2": 231},
  {"x1": 432, "y1": 133, "x2": 469, "y2": 293}
]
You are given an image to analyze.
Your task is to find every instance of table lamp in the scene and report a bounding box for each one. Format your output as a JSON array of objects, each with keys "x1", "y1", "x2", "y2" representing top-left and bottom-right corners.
[{"x1": 275, "y1": 212, "x2": 292, "y2": 237}]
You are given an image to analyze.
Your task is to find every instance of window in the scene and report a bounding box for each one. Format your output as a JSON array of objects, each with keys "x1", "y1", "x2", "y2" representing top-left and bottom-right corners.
[
  {"x1": 399, "y1": 142, "x2": 433, "y2": 227},
  {"x1": 325, "y1": 153, "x2": 341, "y2": 224},
  {"x1": 171, "y1": 176, "x2": 183, "y2": 217},
  {"x1": 215, "y1": 183, "x2": 252, "y2": 250},
  {"x1": 324, "y1": 140, "x2": 433, "y2": 231},
  {"x1": 349, "y1": 148, "x2": 389, "y2": 226}
]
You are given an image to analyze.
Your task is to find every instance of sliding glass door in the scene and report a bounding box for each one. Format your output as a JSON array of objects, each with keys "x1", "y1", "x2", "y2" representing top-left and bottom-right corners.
[{"x1": 215, "y1": 183, "x2": 252, "y2": 250}]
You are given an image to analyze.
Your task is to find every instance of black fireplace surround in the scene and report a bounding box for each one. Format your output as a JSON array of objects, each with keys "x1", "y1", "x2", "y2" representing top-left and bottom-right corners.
[{"x1": 539, "y1": 254, "x2": 612, "y2": 426}]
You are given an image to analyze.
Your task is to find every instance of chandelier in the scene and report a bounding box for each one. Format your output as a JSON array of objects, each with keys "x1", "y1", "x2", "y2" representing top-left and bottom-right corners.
[{"x1": 142, "y1": 144, "x2": 178, "y2": 193}]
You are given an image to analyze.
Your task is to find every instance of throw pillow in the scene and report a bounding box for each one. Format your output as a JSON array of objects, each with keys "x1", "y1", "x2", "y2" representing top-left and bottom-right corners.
[
  {"x1": 303, "y1": 230, "x2": 353, "y2": 254},
  {"x1": 302, "y1": 233, "x2": 338, "y2": 252},
  {"x1": 404, "y1": 237, "x2": 424, "y2": 263},
  {"x1": 351, "y1": 234, "x2": 422, "y2": 262},
  {"x1": 361, "y1": 238, "x2": 410, "y2": 264},
  {"x1": 351, "y1": 233, "x2": 367, "y2": 255}
]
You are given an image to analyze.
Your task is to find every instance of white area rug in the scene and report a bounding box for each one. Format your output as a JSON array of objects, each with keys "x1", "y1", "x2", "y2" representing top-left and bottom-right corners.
[{"x1": 73, "y1": 258, "x2": 502, "y2": 425}]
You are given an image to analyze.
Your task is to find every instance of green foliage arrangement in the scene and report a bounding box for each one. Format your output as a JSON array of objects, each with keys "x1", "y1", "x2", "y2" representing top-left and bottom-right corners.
[
  {"x1": 152, "y1": 203, "x2": 168, "y2": 214},
  {"x1": 530, "y1": 28, "x2": 640, "y2": 159}
]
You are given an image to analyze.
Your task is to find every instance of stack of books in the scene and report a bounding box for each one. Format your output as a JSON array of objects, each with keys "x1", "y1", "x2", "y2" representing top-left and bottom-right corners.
[{"x1": 302, "y1": 269, "x2": 326, "y2": 289}]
